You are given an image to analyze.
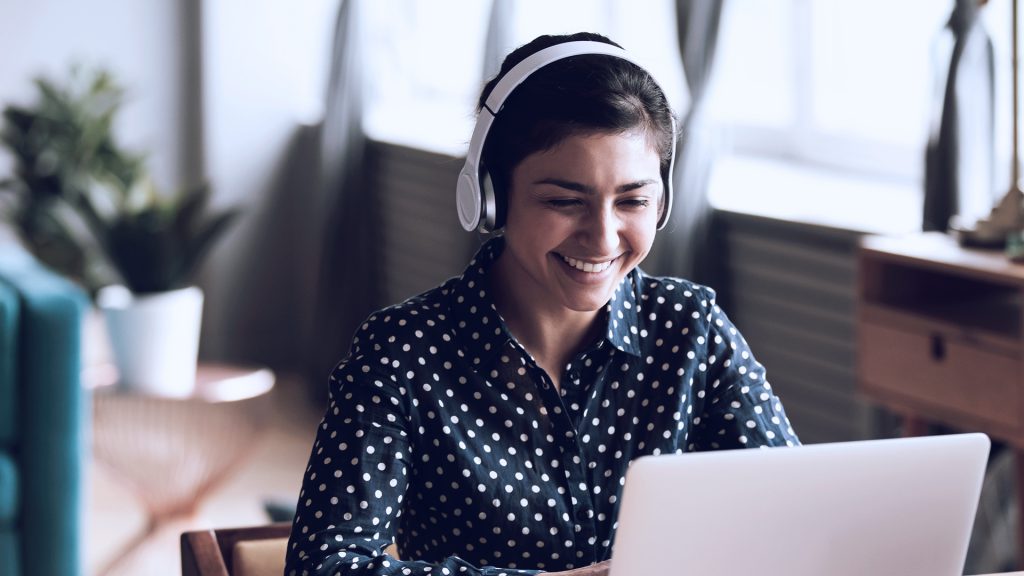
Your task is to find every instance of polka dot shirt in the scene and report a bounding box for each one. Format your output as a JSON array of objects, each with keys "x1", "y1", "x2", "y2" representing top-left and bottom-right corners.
[{"x1": 286, "y1": 237, "x2": 799, "y2": 575}]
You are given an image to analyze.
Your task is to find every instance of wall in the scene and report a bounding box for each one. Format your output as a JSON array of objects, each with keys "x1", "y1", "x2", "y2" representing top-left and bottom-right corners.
[{"x1": 0, "y1": 0, "x2": 193, "y2": 190}]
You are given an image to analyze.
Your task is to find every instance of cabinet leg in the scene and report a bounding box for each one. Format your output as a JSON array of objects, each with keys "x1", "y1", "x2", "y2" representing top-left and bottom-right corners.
[{"x1": 1017, "y1": 450, "x2": 1024, "y2": 570}]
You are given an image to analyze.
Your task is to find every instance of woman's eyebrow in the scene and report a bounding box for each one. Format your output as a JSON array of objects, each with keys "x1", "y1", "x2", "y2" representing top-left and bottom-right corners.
[{"x1": 533, "y1": 177, "x2": 659, "y2": 193}]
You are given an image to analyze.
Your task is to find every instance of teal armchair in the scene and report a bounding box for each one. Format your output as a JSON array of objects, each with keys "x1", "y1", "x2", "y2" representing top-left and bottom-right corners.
[{"x1": 0, "y1": 245, "x2": 88, "y2": 576}]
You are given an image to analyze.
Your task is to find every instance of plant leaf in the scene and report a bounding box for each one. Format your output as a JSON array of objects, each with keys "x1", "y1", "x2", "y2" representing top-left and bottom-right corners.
[
  {"x1": 172, "y1": 182, "x2": 211, "y2": 238},
  {"x1": 178, "y1": 208, "x2": 241, "y2": 285}
]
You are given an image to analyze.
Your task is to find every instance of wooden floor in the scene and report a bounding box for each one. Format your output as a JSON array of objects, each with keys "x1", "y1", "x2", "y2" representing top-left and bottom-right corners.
[{"x1": 85, "y1": 375, "x2": 321, "y2": 575}]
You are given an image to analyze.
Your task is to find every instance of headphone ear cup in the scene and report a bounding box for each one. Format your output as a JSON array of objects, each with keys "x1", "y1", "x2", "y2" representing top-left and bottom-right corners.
[
  {"x1": 456, "y1": 171, "x2": 483, "y2": 231},
  {"x1": 481, "y1": 170, "x2": 500, "y2": 232}
]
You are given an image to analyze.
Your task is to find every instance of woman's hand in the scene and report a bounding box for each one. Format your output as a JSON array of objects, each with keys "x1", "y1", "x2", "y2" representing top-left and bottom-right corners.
[{"x1": 539, "y1": 559, "x2": 611, "y2": 576}]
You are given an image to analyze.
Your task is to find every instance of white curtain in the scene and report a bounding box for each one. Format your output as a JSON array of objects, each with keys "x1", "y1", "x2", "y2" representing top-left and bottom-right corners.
[
  {"x1": 646, "y1": 0, "x2": 725, "y2": 283},
  {"x1": 196, "y1": 0, "x2": 339, "y2": 372},
  {"x1": 482, "y1": 0, "x2": 516, "y2": 81},
  {"x1": 305, "y1": 0, "x2": 375, "y2": 395}
]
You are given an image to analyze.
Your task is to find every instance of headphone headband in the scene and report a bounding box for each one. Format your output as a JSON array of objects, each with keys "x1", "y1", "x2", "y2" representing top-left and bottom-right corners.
[{"x1": 456, "y1": 41, "x2": 676, "y2": 232}]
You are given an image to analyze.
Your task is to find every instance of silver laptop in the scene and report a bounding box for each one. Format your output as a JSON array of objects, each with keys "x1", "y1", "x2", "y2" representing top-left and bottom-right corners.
[{"x1": 610, "y1": 433, "x2": 990, "y2": 576}]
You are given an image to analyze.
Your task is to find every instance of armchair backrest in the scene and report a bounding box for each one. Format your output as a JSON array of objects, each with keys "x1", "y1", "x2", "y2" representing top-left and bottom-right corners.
[{"x1": 0, "y1": 244, "x2": 88, "y2": 576}]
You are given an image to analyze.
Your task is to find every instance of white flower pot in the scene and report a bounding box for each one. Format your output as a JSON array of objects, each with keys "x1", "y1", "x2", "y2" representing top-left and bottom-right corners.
[{"x1": 97, "y1": 285, "x2": 204, "y2": 397}]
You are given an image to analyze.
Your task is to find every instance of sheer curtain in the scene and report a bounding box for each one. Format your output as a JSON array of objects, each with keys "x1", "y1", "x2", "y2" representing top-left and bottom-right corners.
[
  {"x1": 482, "y1": 0, "x2": 516, "y2": 81},
  {"x1": 646, "y1": 0, "x2": 725, "y2": 283},
  {"x1": 305, "y1": 0, "x2": 376, "y2": 396}
]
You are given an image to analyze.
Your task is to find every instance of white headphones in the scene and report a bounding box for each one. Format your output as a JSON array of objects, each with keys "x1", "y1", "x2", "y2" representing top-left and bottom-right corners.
[{"x1": 456, "y1": 40, "x2": 677, "y2": 233}]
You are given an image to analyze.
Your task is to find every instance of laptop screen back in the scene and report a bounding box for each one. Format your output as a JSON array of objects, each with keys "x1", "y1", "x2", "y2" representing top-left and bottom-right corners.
[{"x1": 609, "y1": 433, "x2": 990, "y2": 576}]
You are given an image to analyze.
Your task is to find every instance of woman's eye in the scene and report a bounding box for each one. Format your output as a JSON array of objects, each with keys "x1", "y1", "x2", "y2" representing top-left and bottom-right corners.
[
  {"x1": 620, "y1": 198, "x2": 651, "y2": 208},
  {"x1": 546, "y1": 198, "x2": 583, "y2": 208}
]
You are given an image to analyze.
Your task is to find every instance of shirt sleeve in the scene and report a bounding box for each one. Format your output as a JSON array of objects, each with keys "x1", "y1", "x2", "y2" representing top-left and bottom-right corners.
[
  {"x1": 690, "y1": 287, "x2": 801, "y2": 451},
  {"x1": 284, "y1": 341, "x2": 541, "y2": 576}
]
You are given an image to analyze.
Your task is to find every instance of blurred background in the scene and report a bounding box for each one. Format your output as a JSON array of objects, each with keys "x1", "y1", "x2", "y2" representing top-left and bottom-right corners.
[{"x1": 0, "y1": 0, "x2": 1019, "y2": 574}]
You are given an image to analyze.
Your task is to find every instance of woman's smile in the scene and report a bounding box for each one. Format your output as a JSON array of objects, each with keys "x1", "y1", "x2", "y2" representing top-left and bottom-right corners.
[
  {"x1": 554, "y1": 252, "x2": 625, "y2": 287},
  {"x1": 558, "y1": 254, "x2": 619, "y2": 274}
]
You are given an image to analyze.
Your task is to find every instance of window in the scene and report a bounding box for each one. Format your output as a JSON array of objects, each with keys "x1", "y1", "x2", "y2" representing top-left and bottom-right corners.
[
  {"x1": 713, "y1": 0, "x2": 1017, "y2": 190},
  {"x1": 360, "y1": 0, "x2": 683, "y2": 155},
  {"x1": 359, "y1": 0, "x2": 1017, "y2": 230},
  {"x1": 987, "y1": 0, "x2": 1019, "y2": 196},
  {"x1": 362, "y1": 0, "x2": 490, "y2": 154},
  {"x1": 711, "y1": 0, "x2": 951, "y2": 182}
]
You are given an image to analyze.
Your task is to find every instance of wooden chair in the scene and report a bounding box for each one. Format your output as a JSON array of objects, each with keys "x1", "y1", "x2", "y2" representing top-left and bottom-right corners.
[
  {"x1": 181, "y1": 523, "x2": 400, "y2": 575},
  {"x1": 181, "y1": 523, "x2": 291, "y2": 576}
]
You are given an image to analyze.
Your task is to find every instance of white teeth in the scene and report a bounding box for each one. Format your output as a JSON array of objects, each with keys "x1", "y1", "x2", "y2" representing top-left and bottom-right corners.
[{"x1": 562, "y1": 255, "x2": 614, "y2": 273}]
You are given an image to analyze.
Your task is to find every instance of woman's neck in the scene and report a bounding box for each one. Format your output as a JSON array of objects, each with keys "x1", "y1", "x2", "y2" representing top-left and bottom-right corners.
[{"x1": 490, "y1": 253, "x2": 602, "y2": 388}]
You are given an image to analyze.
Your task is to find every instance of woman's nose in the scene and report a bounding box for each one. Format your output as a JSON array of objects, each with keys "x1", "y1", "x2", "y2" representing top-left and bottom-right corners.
[{"x1": 584, "y1": 204, "x2": 621, "y2": 253}]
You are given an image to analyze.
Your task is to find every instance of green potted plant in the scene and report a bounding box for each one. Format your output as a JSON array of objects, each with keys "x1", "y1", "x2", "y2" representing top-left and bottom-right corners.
[{"x1": 0, "y1": 67, "x2": 239, "y2": 396}]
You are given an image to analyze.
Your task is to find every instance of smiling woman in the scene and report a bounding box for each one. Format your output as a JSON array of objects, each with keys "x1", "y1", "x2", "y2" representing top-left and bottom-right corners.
[{"x1": 285, "y1": 32, "x2": 800, "y2": 576}]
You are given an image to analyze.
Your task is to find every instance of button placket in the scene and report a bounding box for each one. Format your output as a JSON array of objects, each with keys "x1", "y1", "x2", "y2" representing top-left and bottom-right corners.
[
  {"x1": 557, "y1": 419, "x2": 599, "y2": 563},
  {"x1": 554, "y1": 353, "x2": 599, "y2": 563},
  {"x1": 511, "y1": 355, "x2": 597, "y2": 564}
]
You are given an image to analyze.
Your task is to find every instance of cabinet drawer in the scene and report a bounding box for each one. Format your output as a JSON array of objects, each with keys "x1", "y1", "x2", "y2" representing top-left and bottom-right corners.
[{"x1": 859, "y1": 321, "x2": 1022, "y2": 429}]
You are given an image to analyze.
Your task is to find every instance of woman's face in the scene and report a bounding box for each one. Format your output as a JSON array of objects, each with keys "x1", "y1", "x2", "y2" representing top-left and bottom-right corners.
[{"x1": 499, "y1": 130, "x2": 662, "y2": 315}]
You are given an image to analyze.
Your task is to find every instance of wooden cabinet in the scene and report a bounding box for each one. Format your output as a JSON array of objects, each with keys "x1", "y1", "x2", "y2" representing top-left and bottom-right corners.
[
  {"x1": 857, "y1": 231, "x2": 1024, "y2": 566},
  {"x1": 858, "y1": 232, "x2": 1024, "y2": 440}
]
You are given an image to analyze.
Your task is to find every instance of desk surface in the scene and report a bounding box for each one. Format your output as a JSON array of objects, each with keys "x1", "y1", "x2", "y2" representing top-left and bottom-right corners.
[{"x1": 861, "y1": 231, "x2": 1024, "y2": 284}]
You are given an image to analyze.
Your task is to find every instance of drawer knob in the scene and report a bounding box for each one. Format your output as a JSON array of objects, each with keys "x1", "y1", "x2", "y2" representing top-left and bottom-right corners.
[{"x1": 930, "y1": 334, "x2": 946, "y2": 361}]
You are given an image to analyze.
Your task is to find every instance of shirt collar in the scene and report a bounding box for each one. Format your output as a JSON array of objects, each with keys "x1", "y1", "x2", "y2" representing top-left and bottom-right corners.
[
  {"x1": 450, "y1": 237, "x2": 513, "y2": 368},
  {"x1": 604, "y1": 268, "x2": 643, "y2": 357},
  {"x1": 450, "y1": 237, "x2": 644, "y2": 366}
]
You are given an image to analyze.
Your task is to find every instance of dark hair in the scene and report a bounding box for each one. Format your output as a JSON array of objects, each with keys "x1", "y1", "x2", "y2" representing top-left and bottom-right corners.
[{"x1": 478, "y1": 32, "x2": 676, "y2": 228}]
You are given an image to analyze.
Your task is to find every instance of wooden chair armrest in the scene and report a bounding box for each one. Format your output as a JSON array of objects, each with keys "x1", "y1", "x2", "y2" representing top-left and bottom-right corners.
[
  {"x1": 181, "y1": 529, "x2": 230, "y2": 576},
  {"x1": 181, "y1": 523, "x2": 291, "y2": 576}
]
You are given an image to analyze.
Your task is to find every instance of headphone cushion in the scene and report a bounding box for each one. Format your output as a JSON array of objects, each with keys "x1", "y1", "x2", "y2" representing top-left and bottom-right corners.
[{"x1": 456, "y1": 172, "x2": 482, "y2": 231}]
